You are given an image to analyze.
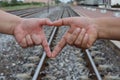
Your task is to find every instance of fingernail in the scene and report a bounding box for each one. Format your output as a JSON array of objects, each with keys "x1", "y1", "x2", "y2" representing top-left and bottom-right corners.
[
  {"x1": 51, "y1": 54, "x2": 54, "y2": 58},
  {"x1": 87, "y1": 44, "x2": 90, "y2": 48}
]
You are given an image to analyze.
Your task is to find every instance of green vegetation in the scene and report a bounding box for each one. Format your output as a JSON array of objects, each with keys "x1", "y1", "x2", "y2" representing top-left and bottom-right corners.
[
  {"x1": 0, "y1": 1, "x2": 45, "y2": 7},
  {"x1": 54, "y1": 0, "x2": 61, "y2": 4},
  {"x1": 0, "y1": 0, "x2": 46, "y2": 11},
  {"x1": 0, "y1": 5, "x2": 45, "y2": 11}
]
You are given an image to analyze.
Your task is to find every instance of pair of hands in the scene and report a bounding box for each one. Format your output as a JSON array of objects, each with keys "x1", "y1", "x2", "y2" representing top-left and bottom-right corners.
[{"x1": 14, "y1": 17, "x2": 98, "y2": 58}]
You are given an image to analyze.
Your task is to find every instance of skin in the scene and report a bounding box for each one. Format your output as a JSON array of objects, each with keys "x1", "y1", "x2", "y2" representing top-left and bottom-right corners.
[
  {"x1": 0, "y1": 10, "x2": 52, "y2": 57},
  {"x1": 51, "y1": 17, "x2": 120, "y2": 58}
]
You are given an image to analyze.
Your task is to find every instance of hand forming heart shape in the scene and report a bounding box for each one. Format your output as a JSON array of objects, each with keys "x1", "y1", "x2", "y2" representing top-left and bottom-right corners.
[
  {"x1": 51, "y1": 17, "x2": 98, "y2": 58},
  {"x1": 14, "y1": 17, "x2": 98, "y2": 58}
]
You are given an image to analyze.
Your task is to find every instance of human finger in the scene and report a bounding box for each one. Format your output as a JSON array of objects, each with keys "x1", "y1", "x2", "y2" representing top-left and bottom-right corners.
[
  {"x1": 51, "y1": 37, "x2": 66, "y2": 58},
  {"x1": 52, "y1": 18, "x2": 72, "y2": 26},
  {"x1": 31, "y1": 34, "x2": 42, "y2": 45},
  {"x1": 41, "y1": 34, "x2": 51, "y2": 57},
  {"x1": 26, "y1": 34, "x2": 34, "y2": 46},
  {"x1": 39, "y1": 18, "x2": 53, "y2": 26},
  {"x1": 81, "y1": 34, "x2": 89, "y2": 48},
  {"x1": 74, "y1": 29, "x2": 86, "y2": 47},
  {"x1": 51, "y1": 31, "x2": 71, "y2": 58},
  {"x1": 67, "y1": 28, "x2": 81, "y2": 45},
  {"x1": 19, "y1": 38, "x2": 27, "y2": 48},
  {"x1": 67, "y1": 27, "x2": 75, "y2": 34}
]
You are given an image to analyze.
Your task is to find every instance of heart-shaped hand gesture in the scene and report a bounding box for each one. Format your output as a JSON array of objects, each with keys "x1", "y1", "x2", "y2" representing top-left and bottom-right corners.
[
  {"x1": 1, "y1": 9, "x2": 120, "y2": 58},
  {"x1": 14, "y1": 17, "x2": 98, "y2": 58}
]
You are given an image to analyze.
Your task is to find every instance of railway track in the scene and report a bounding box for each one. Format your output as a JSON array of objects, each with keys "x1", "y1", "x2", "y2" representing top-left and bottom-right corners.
[
  {"x1": 0, "y1": 5, "x2": 120, "y2": 80},
  {"x1": 8, "y1": 7, "x2": 52, "y2": 17}
]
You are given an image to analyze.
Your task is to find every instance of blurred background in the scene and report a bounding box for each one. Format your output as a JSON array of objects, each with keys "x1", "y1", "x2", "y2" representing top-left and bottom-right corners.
[{"x1": 0, "y1": 0, "x2": 120, "y2": 11}]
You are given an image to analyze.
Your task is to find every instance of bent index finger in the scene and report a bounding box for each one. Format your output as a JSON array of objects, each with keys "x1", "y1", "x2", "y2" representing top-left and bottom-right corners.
[
  {"x1": 41, "y1": 33, "x2": 51, "y2": 57},
  {"x1": 52, "y1": 18, "x2": 72, "y2": 27},
  {"x1": 51, "y1": 33, "x2": 68, "y2": 58}
]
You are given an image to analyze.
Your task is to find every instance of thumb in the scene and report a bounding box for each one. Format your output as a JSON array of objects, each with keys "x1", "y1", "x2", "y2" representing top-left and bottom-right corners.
[
  {"x1": 52, "y1": 18, "x2": 71, "y2": 27},
  {"x1": 39, "y1": 18, "x2": 53, "y2": 26}
]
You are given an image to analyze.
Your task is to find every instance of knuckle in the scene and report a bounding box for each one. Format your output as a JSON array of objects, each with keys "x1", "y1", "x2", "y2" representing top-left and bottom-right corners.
[
  {"x1": 67, "y1": 39, "x2": 72, "y2": 45},
  {"x1": 44, "y1": 44, "x2": 49, "y2": 48},
  {"x1": 21, "y1": 44, "x2": 27, "y2": 48},
  {"x1": 20, "y1": 41, "x2": 27, "y2": 48},
  {"x1": 68, "y1": 41, "x2": 73, "y2": 45},
  {"x1": 75, "y1": 45, "x2": 81, "y2": 48},
  {"x1": 35, "y1": 42, "x2": 41, "y2": 45},
  {"x1": 81, "y1": 45, "x2": 86, "y2": 49},
  {"x1": 73, "y1": 32, "x2": 78, "y2": 36},
  {"x1": 70, "y1": 38, "x2": 74, "y2": 42},
  {"x1": 28, "y1": 42, "x2": 33, "y2": 46},
  {"x1": 75, "y1": 42, "x2": 82, "y2": 48},
  {"x1": 75, "y1": 41, "x2": 79, "y2": 46},
  {"x1": 81, "y1": 31, "x2": 86, "y2": 35}
]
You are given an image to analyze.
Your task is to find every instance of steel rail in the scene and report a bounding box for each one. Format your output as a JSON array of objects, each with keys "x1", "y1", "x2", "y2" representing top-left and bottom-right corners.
[
  {"x1": 7, "y1": 7, "x2": 42, "y2": 13},
  {"x1": 19, "y1": 10, "x2": 42, "y2": 17},
  {"x1": 86, "y1": 49, "x2": 102, "y2": 80},
  {"x1": 67, "y1": 6, "x2": 102, "y2": 80},
  {"x1": 32, "y1": 7, "x2": 65, "y2": 80},
  {"x1": 19, "y1": 8, "x2": 47, "y2": 17},
  {"x1": 8, "y1": 7, "x2": 50, "y2": 17}
]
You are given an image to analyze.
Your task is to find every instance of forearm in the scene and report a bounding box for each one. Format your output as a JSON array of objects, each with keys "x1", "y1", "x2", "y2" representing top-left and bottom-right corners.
[
  {"x1": 0, "y1": 10, "x2": 23, "y2": 35},
  {"x1": 94, "y1": 17, "x2": 120, "y2": 40}
]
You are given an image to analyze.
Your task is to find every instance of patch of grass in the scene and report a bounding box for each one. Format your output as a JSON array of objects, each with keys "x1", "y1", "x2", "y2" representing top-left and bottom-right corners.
[{"x1": 0, "y1": 4, "x2": 45, "y2": 11}]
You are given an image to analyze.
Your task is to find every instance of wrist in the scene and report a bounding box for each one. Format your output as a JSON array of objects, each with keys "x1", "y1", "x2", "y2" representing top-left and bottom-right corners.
[
  {"x1": 10, "y1": 17, "x2": 24, "y2": 35},
  {"x1": 93, "y1": 18, "x2": 107, "y2": 39}
]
